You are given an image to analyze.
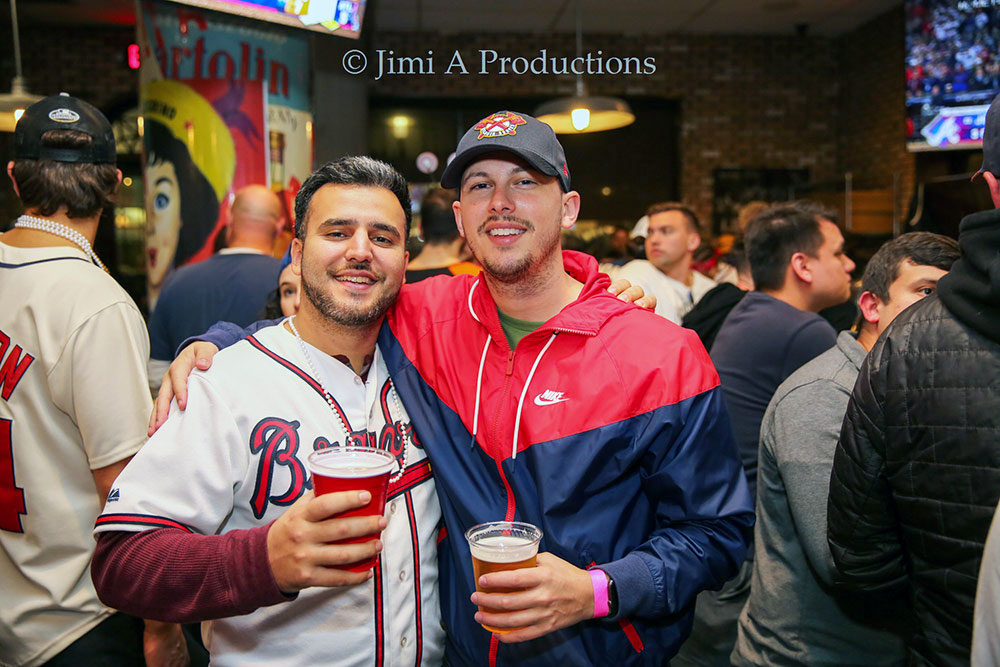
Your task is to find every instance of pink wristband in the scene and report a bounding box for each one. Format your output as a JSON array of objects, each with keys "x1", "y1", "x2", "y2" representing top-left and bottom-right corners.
[{"x1": 589, "y1": 568, "x2": 610, "y2": 619}]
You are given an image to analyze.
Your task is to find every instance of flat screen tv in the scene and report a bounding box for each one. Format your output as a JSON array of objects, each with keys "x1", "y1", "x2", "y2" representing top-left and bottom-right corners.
[
  {"x1": 164, "y1": 0, "x2": 366, "y2": 39},
  {"x1": 906, "y1": 0, "x2": 998, "y2": 151}
]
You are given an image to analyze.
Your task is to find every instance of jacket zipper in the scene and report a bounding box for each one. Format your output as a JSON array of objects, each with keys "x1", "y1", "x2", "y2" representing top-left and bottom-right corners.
[
  {"x1": 489, "y1": 348, "x2": 517, "y2": 667},
  {"x1": 489, "y1": 349, "x2": 516, "y2": 458}
]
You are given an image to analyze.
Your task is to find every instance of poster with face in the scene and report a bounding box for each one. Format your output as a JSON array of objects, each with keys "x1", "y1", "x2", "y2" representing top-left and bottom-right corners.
[
  {"x1": 141, "y1": 79, "x2": 268, "y2": 302},
  {"x1": 136, "y1": 0, "x2": 311, "y2": 306}
]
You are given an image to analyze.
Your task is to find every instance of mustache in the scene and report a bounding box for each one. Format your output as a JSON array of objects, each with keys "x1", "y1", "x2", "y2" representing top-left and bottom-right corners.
[
  {"x1": 327, "y1": 261, "x2": 383, "y2": 279},
  {"x1": 478, "y1": 215, "x2": 534, "y2": 234}
]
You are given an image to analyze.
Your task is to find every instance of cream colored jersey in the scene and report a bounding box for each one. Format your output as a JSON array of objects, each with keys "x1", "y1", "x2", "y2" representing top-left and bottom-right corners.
[
  {"x1": 95, "y1": 324, "x2": 443, "y2": 667},
  {"x1": 0, "y1": 241, "x2": 151, "y2": 667}
]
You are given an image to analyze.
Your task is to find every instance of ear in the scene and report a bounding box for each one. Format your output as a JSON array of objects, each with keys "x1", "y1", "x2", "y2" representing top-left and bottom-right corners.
[
  {"x1": 291, "y1": 237, "x2": 303, "y2": 277},
  {"x1": 686, "y1": 232, "x2": 702, "y2": 253},
  {"x1": 857, "y1": 290, "x2": 882, "y2": 327},
  {"x1": 984, "y1": 171, "x2": 1000, "y2": 209},
  {"x1": 560, "y1": 190, "x2": 581, "y2": 230},
  {"x1": 789, "y1": 251, "x2": 812, "y2": 284},
  {"x1": 7, "y1": 161, "x2": 19, "y2": 197},
  {"x1": 452, "y1": 199, "x2": 467, "y2": 239}
]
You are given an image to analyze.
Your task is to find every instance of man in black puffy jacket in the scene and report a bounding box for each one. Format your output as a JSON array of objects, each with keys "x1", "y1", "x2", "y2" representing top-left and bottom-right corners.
[{"x1": 828, "y1": 92, "x2": 1000, "y2": 667}]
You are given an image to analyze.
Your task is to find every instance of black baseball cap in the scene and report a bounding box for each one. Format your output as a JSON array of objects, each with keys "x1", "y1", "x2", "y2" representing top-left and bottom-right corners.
[
  {"x1": 977, "y1": 93, "x2": 1000, "y2": 179},
  {"x1": 441, "y1": 110, "x2": 571, "y2": 192},
  {"x1": 14, "y1": 93, "x2": 116, "y2": 164}
]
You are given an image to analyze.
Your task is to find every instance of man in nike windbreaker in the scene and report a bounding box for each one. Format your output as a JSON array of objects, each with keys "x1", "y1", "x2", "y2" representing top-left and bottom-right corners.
[
  {"x1": 150, "y1": 112, "x2": 754, "y2": 665},
  {"x1": 379, "y1": 111, "x2": 753, "y2": 665}
]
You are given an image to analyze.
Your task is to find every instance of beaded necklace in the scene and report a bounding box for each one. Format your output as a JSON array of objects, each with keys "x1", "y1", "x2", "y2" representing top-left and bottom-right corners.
[
  {"x1": 287, "y1": 315, "x2": 409, "y2": 482},
  {"x1": 13, "y1": 214, "x2": 108, "y2": 273}
]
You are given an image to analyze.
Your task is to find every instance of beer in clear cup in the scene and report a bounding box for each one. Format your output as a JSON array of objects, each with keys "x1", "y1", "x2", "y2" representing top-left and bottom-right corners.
[{"x1": 464, "y1": 521, "x2": 543, "y2": 633}]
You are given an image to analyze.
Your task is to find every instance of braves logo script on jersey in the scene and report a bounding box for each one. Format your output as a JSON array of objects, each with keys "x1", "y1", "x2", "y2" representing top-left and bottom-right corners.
[{"x1": 95, "y1": 324, "x2": 442, "y2": 667}]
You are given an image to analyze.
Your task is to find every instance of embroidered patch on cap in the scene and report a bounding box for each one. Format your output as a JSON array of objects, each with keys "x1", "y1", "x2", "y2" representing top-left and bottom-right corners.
[
  {"x1": 475, "y1": 111, "x2": 526, "y2": 139},
  {"x1": 48, "y1": 108, "x2": 80, "y2": 123}
]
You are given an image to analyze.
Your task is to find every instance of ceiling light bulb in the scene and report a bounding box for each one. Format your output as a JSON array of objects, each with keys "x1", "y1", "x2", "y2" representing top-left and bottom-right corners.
[
  {"x1": 571, "y1": 108, "x2": 590, "y2": 131},
  {"x1": 389, "y1": 114, "x2": 413, "y2": 139}
]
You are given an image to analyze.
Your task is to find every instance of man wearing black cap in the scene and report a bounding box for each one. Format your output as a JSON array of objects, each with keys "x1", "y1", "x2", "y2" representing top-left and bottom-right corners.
[
  {"x1": 0, "y1": 94, "x2": 186, "y2": 665},
  {"x1": 827, "y1": 92, "x2": 1000, "y2": 667}
]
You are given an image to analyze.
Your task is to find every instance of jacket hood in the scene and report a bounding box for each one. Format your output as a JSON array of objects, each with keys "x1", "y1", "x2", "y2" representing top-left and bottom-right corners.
[
  {"x1": 937, "y1": 207, "x2": 1000, "y2": 344},
  {"x1": 466, "y1": 250, "x2": 628, "y2": 341}
]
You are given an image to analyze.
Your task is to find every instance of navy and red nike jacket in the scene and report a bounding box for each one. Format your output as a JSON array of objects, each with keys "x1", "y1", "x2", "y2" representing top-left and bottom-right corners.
[{"x1": 379, "y1": 251, "x2": 754, "y2": 666}]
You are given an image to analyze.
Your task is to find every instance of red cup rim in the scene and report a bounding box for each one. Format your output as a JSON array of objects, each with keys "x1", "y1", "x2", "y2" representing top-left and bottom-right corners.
[{"x1": 307, "y1": 446, "x2": 397, "y2": 478}]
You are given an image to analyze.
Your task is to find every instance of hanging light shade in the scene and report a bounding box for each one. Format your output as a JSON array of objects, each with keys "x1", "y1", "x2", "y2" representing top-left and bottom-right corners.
[
  {"x1": 533, "y1": 0, "x2": 634, "y2": 135},
  {"x1": 0, "y1": 77, "x2": 42, "y2": 133},
  {"x1": 535, "y1": 95, "x2": 635, "y2": 134}
]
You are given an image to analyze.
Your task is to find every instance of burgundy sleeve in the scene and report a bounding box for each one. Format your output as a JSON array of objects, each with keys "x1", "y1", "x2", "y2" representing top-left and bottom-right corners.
[{"x1": 91, "y1": 526, "x2": 295, "y2": 623}]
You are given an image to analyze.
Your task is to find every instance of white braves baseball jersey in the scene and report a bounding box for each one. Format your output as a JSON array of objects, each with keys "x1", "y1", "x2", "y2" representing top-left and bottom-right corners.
[
  {"x1": 0, "y1": 241, "x2": 151, "y2": 667},
  {"x1": 95, "y1": 323, "x2": 443, "y2": 667}
]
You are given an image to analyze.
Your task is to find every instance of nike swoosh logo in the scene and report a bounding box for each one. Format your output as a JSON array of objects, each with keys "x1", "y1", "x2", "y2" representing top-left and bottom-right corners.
[{"x1": 534, "y1": 394, "x2": 569, "y2": 406}]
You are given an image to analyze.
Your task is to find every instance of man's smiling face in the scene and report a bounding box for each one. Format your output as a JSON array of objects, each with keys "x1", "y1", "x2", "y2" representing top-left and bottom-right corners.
[
  {"x1": 294, "y1": 183, "x2": 408, "y2": 327},
  {"x1": 453, "y1": 153, "x2": 571, "y2": 284}
]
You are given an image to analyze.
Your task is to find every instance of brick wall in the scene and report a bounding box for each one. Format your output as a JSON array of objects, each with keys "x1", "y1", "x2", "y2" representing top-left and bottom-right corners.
[
  {"x1": 836, "y1": 6, "x2": 914, "y2": 224},
  {"x1": 366, "y1": 31, "x2": 841, "y2": 225},
  {"x1": 0, "y1": 25, "x2": 139, "y2": 114}
]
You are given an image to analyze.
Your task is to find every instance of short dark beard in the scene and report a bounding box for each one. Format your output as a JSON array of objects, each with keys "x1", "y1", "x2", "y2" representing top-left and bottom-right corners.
[
  {"x1": 475, "y1": 215, "x2": 561, "y2": 285},
  {"x1": 300, "y1": 264, "x2": 397, "y2": 327},
  {"x1": 480, "y1": 254, "x2": 535, "y2": 284}
]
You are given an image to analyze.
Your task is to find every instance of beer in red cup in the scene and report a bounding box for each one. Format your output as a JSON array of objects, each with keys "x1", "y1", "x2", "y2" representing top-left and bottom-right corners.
[{"x1": 307, "y1": 446, "x2": 396, "y2": 572}]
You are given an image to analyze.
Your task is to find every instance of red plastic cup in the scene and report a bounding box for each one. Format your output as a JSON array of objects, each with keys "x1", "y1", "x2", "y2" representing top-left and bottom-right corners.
[{"x1": 308, "y1": 446, "x2": 396, "y2": 572}]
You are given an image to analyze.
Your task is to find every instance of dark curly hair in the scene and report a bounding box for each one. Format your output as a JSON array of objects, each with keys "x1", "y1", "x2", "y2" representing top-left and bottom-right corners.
[{"x1": 12, "y1": 129, "x2": 119, "y2": 218}]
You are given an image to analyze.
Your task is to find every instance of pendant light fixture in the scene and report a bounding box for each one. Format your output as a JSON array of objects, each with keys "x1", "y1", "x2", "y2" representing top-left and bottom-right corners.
[
  {"x1": 0, "y1": 0, "x2": 42, "y2": 133},
  {"x1": 534, "y1": 0, "x2": 635, "y2": 134}
]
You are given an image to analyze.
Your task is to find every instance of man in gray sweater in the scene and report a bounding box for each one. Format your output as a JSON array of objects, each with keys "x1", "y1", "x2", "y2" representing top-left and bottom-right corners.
[{"x1": 731, "y1": 232, "x2": 959, "y2": 666}]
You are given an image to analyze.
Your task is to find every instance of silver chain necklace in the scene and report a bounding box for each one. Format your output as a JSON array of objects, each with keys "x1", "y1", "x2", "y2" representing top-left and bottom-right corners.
[
  {"x1": 287, "y1": 315, "x2": 409, "y2": 482},
  {"x1": 13, "y1": 214, "x2": 109, "y2": 273}
]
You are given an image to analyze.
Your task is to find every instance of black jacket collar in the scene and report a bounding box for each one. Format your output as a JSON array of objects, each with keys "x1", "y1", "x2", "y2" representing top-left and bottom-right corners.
[{"x1": 938, "y1": 207, "x2": 1000, "y2": 344}]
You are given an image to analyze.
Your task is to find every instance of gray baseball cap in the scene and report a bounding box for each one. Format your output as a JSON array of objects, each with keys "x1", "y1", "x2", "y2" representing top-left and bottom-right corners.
[{"x1": 441, "y1": 110, "x2": 571, "y2": 192}]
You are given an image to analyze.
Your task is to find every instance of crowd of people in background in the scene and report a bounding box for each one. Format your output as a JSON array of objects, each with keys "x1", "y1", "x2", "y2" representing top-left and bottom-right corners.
[
  {"x1": 907, "y1": 0, "x2": 1000, "y2": 100},
  {"x1": 5, "y1": 92, "x2": 1000, "y2": 667}
]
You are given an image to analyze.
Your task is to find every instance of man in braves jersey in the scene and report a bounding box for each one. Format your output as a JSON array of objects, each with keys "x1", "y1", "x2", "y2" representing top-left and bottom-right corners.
[
  {"x1": 91, "y1": 157, "x2": 443, "y2": 666},
  {"x1": 154, "y1": 112, "x2": 753, "y2": 665}
]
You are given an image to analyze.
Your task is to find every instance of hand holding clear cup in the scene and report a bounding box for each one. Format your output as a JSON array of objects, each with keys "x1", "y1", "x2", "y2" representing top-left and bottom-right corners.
[{"x1": 465, "y1": 521, "x2": 543, "y2": 634}]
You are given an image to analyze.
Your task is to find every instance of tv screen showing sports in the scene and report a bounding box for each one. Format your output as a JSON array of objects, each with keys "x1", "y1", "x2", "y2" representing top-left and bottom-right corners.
[
  {"x1": 165, "y1": 0, "x2": 366, "y2": 39},
  {"x1": 905, "y1": 0, "x2": 999, "y2": 151}
]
